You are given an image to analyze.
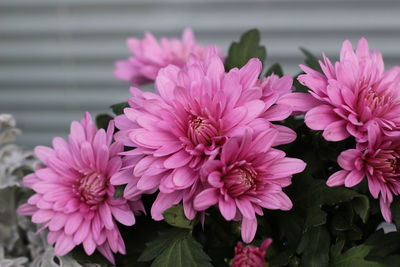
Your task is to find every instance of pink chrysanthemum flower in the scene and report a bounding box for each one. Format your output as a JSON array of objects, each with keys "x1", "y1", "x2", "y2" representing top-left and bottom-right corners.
[
  {"x1": 296, "y1": 38, "x2": 400, "y2": 142},
  {"x1": 114, "y1": 28, "x2": 223, "y2": 85},
  {"x1": 327, "y1": 127, "x2": 400, "y2": 222},
  {"x1": 17, "y1": 113, "x2": 141, "y2": 264},
  {"x1": 231, "y1": 238, "x2": 272, "y2": 267},
  {"x1": 111, "y1": 49, "x2": 300, "y2": 223},
  {"x1": 193, "y1": 129, "x2": 305, "y2": 242}
]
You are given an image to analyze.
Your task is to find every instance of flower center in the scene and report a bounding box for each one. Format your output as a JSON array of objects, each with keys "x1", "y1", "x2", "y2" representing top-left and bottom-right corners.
[
  {"x1": 72, "y1": 172, "x2": 108, "y2": 207},
  {"x1": 187, "y1": 115, "x2": 219, "y2": 146},
  {"x1": 223, "y1": 165, "x2": 258, "y2": 197},
  {"x1": 388, "y1": 157, "x2": 400, "y2": 175}
]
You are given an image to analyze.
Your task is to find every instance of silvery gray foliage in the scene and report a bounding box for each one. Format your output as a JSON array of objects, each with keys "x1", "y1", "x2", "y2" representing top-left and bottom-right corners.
[
  {"x1": 0, "y1": 246, "x2": 28, "y2": 267},
  {"x1": 0, "y1": 114, "x2": 36, "y2": 189},
  {"x1": 0, "y1": 114, "x2": 93, "y2": 267}
]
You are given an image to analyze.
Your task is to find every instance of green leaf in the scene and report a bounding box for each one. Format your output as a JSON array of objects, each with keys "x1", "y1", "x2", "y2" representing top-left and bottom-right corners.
[
  {"x1": 330, "y1": 244, "x2": 387, "y2": 267},
  {"x1": 330, "y1": 240, "x2": 345, "y2": 259},
  {"x1": 225, "y1": 29, "x2": 266, "y2": 70},
  {"x1": 95, "y1": 113, "x2": 113, "y2": 130},
  {"x1": 163, "y1": 204, "x2": 195, "y2": 229},
  {"x1": 293, "y1": 177, "x2": 369, "y2": 227},
  {"x1": 265, "y1": 63, "x2": 283, "y2": 77},
  {"x1": 390, "y1": 199, "x2": 400, "y2": 230},
  {"x1": 297, "y1": 226, "x2": 330, "y2": 267},
  {"x1": 300, "y1": 48, "x2": 322, "y2": 72},
  {"x1": 138, "y1": 229, "x2": 212, "y2": 267},
  {"x1": 364, "y1": 230, "x2": 400, "y2": 266},
  {"x1": 111, "y1": 101, "x2": 129, "y2": 115},
  {"x1": 113, "y1": 185, "x2": 126, "y2": 200}
]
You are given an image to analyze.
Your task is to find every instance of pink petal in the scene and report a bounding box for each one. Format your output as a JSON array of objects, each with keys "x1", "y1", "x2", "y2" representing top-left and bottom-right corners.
[
  {"x1": 99, "y1": 204, "x2": 114, "y2": 230},
  {"x1": 241, "y1": 217, "x2": 257, "y2": 243},
  {"x1": 54, "y1": 234, "x2": 75, "y2": 256},
  {"x1": 73, "y1": 220, "x2": 90, "y2": 244},
  {"x1": 64, "y1": 212, "x2": 83, "y2": 235},
  {"x1": 305, "y1": 105, "x2": 340, "y2": 131},
  {"x1": 32, "y1": 209, "x2": 54, "y2": 224},
  {"x1": 83, "y1": 234, "x2": 96, "y2": 255},
  {"x1": 344, "y1": 169, "x2": 365, "y2": 187},
  {"x1": 235, "y1": 199, "x2": 255, "y2": 219},
  {"x1": 337, "y1": 149, "x2": 362, "y2": 170},
  {"x1": 323, "y1": 120, "x2": 350, "y2": 141},
  {"x1": 17, "y1": 203, "x2": 37, "y2": 216},
  {"x1": 97, "y1": 243, "x2": 116, "y2": 265},
  {"x1": 380, "y1": 198, "x2": 392, "y2": 223},
  {"x1": 327, "y1": 170, "x2": 348, "y2": 187},
  {"x1": 267, "y1": 157, "x2": 306, "y2": 178},
  {"x1": 151, "y1": 192, "x2": 182, "y2": 221},
  {"x1": 193, "y1": 188, "x2": 219, "y2": 211},
  {"x1": 110, "y1": 206, "x2": 135, "y2": 226},
  {"x1": 172, "y1": 167, "x2": 196, "y2": 188},
  {"x1": 219, "y1": 196, "x2": 236, "y2": 220},
  {"x1": 278, "y1": 93, "x2": 321, "y2": 112},
  {"x1": 163, "y1": 150, "x2": 192, "y2": 169}
]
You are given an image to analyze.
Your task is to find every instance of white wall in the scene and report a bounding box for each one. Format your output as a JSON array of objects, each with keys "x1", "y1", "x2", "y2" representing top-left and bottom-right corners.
[{"x1": 1, "y1": 0, "x2": 400, "y2": 147}]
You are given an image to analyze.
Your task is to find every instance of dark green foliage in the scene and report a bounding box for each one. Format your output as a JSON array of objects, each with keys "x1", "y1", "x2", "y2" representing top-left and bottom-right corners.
[
  {"x1": 224, "y1": 29, "x2": 266, "y2": 70},
  {"x1": 265, "y1": 63, "x2": 284, "y2": 77},
  {"x1": 113, "y1": 185, "x2": 126, "y2": 200},
  {"x1": 138, "y1": 228, "x2": 212, "y2": 267},
  {"x1": 96, "y1": 113, "x2": 113, "y2": 130},
  {"x1": 163, "y1": 204, "x2": 196, "y2": 229},
  {"x1": 300, "y1": 47, "x2": 322, "y2": 73},
  {"x1": 111, "y1": 101, "x2": 129, "y2": 115}
]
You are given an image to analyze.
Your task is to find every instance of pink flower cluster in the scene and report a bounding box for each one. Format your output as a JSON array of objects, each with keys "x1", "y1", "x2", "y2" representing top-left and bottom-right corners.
[
  {"x1": 231, "y1": 239, "x2": 272, "y2": 267},
  {"x1": 114, "y1": 28, "x2": 224, "y2": 85},
  {"x1": 18, "y1": 30, "x2": 308, "y2": 263},
  {"x1": 298, "y1": 38, "x2": 400, "y2": 222},
  {"x1": 111, "y1": 47, "x2": 306, "y2": 243}
]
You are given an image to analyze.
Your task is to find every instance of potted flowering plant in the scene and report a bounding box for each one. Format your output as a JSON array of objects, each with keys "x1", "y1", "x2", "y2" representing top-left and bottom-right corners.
[{"x1": 10, "y1": 28, "x2": 400, "y2": 266}]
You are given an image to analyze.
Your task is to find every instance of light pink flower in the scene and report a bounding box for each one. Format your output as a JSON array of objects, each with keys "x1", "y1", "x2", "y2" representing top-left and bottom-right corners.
[
  {"x1": 194, "y1": 129, "x2": 305, "y2": 243},
  {"x1": 295, "y1": 38, "x2": 400, "y2": 142},
  {"x1": 111, "y1": 49, "x2": 300, "y2": 223},
  {"x1": 327, "y1": 126, "x2": 400, "y2": 222},
  {"x1": 231, "y1": 238, "x2": 272, "y2": 267},
  {"x1": 17, "y1": 113, "x2": 141, "y2": 264},
  {"x1": 114, "y1": 28, "x2": 223, "y2": 85}
]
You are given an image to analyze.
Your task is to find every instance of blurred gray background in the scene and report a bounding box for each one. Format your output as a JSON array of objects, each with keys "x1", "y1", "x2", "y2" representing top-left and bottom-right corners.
[{"x1": 1, "y1": 0, "x2": 399, "y2": 148}]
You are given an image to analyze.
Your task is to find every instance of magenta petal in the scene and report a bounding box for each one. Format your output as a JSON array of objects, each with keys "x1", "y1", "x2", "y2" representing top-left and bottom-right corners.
[
  {"x1": 327, "y1": 170, "x2": 348, "y2": 187},
  {"x1": 337, "y1": 149, "x2": 362, "y2": 170},
  {"x1": 344, "y1": 169, "x2": 365, "y2": 187},
  {"x1": 380, "y1": 198, "x2": 392, "y2": 223},
  {"x1": 241, "y1": 217, "x2": 257, "y2": 243},
  {"x1": 235, "y1": 199, "x2": 255, "y2": 219},
  {"x1": 172, "y1": 167, "x2": 196, "y2": 188},
  {"x1": 163, "y1": 150, "x2": 192, "y2": 169},
  {"x1": 17, "y1": 203, "x2": 37, "y2": 216},
  {"x1": 322, "y1": 120, "x2": 350, "y2": 141},
  {"x1": 305, "y1": 105, "x2": 340, "y2": 131},
  {"x1": 111, "y1": 206, "x2": 135, "y2": 226},
  {"x1": 34, "y1": 146, "x2": 54, "y2": 164},
  {"x1": 64, "y1": 212, "x2": 83, "y2": 235},
  {"x1": 219, "y1": 196, "x2": 236, "y2": 220},
  {"x1": 83, "y1": 235, "x2": 96, "y2": 255},
  {"x1": 99, "y1": 204, "x2": 114, "y2": 230},
  {"x1": 278, "y1": 92, "x2": 321, "y2": 112},
  {"x1": 73, "y1": 220, "x2": 90, "y2": 244},
  {"x1": 54, "y1": 234, "x2": 75, "y2": 256},
  {"x1": 98, "y1": 243, "x2": 116, "y2": 265},
  {"x1": 193, "y1": 188, "x2": 219, "y2": 211},
  {"x1": 151, "y1": 192, "x2": 182, "y2": 220}
]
